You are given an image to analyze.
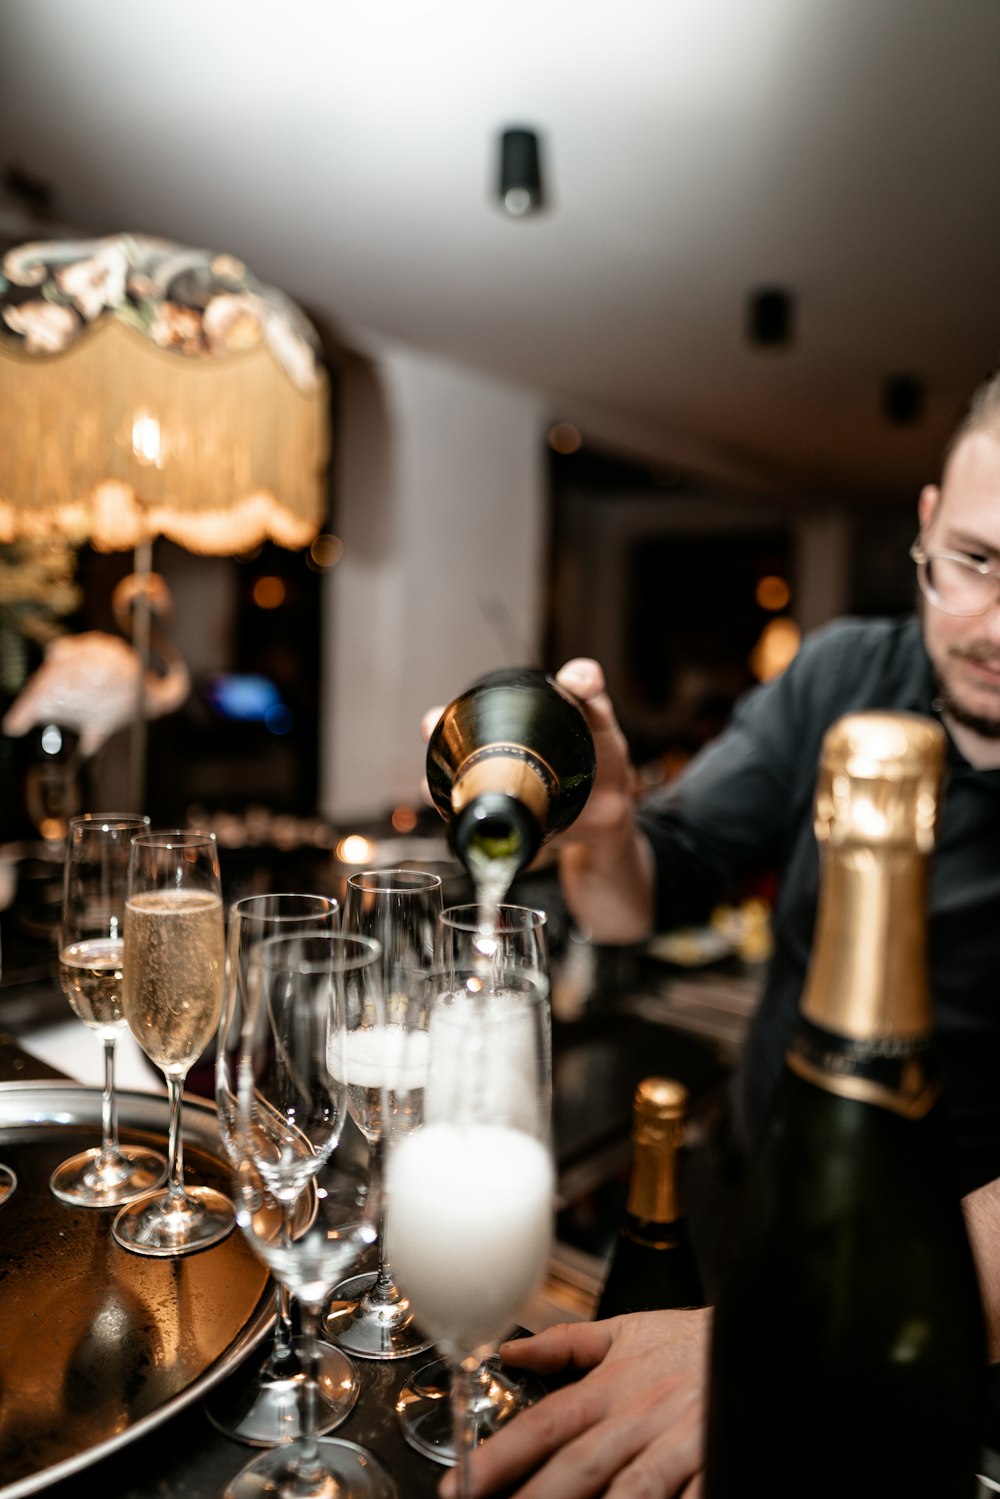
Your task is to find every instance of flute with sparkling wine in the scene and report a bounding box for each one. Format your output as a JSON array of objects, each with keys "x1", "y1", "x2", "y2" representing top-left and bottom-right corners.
[
  {"x1": 112, "y1": 829, "x2": 234, "y2": 1257},
  {"x1": 387, "y1": 962, "x2": 554, "y2": 1498},
  {"x1": 396, "y1": 903, "x2": 551, "y2": 1467},
  {"x1": 50, "y1": 813, "x2": 167, "y2": 1208}
]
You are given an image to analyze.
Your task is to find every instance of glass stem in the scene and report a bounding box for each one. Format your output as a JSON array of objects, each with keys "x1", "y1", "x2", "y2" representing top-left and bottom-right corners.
[
  {"x1": 268, "y1": 1206, "x2": 297, "y2": 1372},
  {"x1": 163, "y1": 1074, "x2": 188, "y2": 1210},
  {"x1": 451, "y1": 1355, "x2": 479, "y2": 1499},
  {"x1": 98, "y1": 1036, "x2": 121, "y2": 1166},
  {"x1": 295, "y1": 1301, "x2": 324, "y2": 1483},
  {"x1": 367, "y1": 1135, "x2": 397, "y2": 1304}
]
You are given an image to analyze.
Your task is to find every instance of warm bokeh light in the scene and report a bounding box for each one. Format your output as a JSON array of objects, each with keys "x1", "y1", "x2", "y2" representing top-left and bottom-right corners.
[
  {"x1": 131, "y1": 412, "x2": 163, "y2": 466},
  {"x1": 391, "y1": 805, "x2": 419, "y2": 833},
  {"x1": 547, "y1": 422, "x2": 582, "y2": 455},
  {"x1": 309, "y1": 532, "x2": 343, "y2": 570},
  {"x1": 336, "y1": 833, "x2": 377, "y2": 865},
  {"x1": 252, "y1": 575, "x2": 286, "y2": 609},
  {"x1": 749, "y1": 616, "x2": 801, "y2": 682},
  {"x1": 756, "y1": 574, "x2": 791, "y2": 611}
]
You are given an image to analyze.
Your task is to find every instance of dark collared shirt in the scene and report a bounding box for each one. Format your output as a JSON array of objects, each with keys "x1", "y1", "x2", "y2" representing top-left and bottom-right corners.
[{"x1": 637, "y1": 613, "x2": 1000, "y2": 1195}]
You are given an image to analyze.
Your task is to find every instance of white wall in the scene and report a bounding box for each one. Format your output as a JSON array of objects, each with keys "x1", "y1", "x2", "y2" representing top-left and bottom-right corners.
[{"x1": 320, "y1": 341, "x2": 549, "y2": 822}]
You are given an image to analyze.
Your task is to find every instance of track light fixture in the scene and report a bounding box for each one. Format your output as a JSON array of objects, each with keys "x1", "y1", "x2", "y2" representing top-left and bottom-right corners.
[
  {"x1": 498, "y1": 127, "x2": 544, "y2": 217},
  {"x1": 882, "y1": 373, "x2": 925, "y2": 426},
  {"x1": 747, "y1": 287, "x2": 795, "y2": 349}
]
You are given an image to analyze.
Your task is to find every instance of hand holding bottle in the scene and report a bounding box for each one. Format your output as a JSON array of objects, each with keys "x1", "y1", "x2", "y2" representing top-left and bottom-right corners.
[
  {"x1": 437, "y1": 1307, "x2": 710, "y2": 1499},
  {"x1": 549, "y1": 658, "x2": 656, "y2": 943},
  {"x1": 420, "y1": 657, "x2": 655, "y2": 942}
]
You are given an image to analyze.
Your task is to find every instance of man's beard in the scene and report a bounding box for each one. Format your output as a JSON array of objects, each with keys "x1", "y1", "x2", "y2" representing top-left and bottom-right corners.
[
  {"x1": 932, "y1": 657, "x2": 1000, "y2": 740},
  {"x1": 918, "y1": 591, "x2": 1000, "y2": 739}
]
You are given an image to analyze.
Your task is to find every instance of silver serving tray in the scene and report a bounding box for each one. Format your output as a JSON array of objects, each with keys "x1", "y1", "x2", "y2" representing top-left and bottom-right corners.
[{"x1": 0, "y1": 1081, "x2": 274, "y2": 1498}]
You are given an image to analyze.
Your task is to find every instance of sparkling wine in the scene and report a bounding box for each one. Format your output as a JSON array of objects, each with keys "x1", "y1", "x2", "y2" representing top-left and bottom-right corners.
[
  {"x1": 123, "y1": 889, "x2": 224, "y2": 1075},
  {"x1": 387, "y1": 1120, "x2": 554, "y2": 1354},
  {"x1": 336, "y1": 1022, "x2": 429, "y2": 1142},
  {"x1": 59, "y1": 936, "x2": 125, "y2": 1038}
]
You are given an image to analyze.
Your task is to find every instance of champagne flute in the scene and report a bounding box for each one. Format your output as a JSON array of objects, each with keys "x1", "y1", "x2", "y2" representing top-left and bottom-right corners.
[
  {"x1": 226, "y1": 931, "x2": 396, "y2": 1499},
  {"x1": 50, "y1": 813, "x2": 168, "y2": 1207},
  {"x1": 0, "y1": 927, "x2": 15, "y2": 1206},
  {"x1": 396, "y1": 903, "x2": 551, "y2": 1464},
  {"x1": 208, "y1": 891, "x2": 361, "y2": 1446},
  {"x1": 386, "y1": 960, "x2": 555, "y2": 1499},
  {"x1": 325, "y1": 868, "x2": 442, "y2": 1361},
  {"x1": 112, "y1": 828, "x2": 235, "y2": 1256}
]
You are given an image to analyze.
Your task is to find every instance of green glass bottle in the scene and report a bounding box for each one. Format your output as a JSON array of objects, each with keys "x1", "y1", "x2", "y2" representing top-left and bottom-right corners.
[
  {"x1": 703, "y1": 710, "x2": 987, "y2": 1499},
  {"x1": 425, "y1": 666, "x2": 595, "y2": 899},
  {"x1": 596, "y1": 1077, "x2": 704, "y2": 1318}
]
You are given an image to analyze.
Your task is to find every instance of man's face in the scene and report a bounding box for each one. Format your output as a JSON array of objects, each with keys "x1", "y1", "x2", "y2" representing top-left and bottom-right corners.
[{"x1": 919, "y1": 425, "x2": 1000, "y2": 740}]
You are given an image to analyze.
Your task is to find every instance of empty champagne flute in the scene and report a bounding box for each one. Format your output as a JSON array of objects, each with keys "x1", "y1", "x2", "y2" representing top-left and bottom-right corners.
[
  {"x1": 0, "y1": 927, "x2": 15, "y2": 1205},
  {"x1": 397, "y1": 903, "x2": 550, "y2": 1463},
  {"x1": 208, "y1": 891, "x2": 361, "y2": 1446},
  {"x1": 387, "y1": 960, "x2": 555, "y2": 1498},
  {"x1": 50, "y1": 813, "x2": 168, "y2": 1207},
  {"x1": 326, "y1": 868, "x2": 442, "y2": 1361},
  {"x1": 226, "y1": 931, "x2": 396, "y2": 1499},
  {"x1": 112, "y1": 828, "x2": 235, "y2": 1256}
]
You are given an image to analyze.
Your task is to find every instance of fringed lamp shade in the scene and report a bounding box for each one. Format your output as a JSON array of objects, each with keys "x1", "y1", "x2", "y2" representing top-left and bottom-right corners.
[{"x1": 0, "y1": 234, "x2": 331, "y2": 553}]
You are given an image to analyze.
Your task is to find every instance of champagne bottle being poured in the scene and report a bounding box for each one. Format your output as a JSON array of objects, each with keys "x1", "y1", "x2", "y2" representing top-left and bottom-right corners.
[{"x1": 425, "y1": 666, "x2": 596, "y2": 907}]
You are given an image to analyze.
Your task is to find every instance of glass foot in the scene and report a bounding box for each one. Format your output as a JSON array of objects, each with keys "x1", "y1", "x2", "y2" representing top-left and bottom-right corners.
[
  {"x1": 225, "y1": 1436, "x2": 397, "y2": 1499},
  {"x1": 396, "y1": 1353, "x2": 546, "y2": 1466},
  {"x1": 326, "y1": 1271, "x2": 434, "y2": 1360},
  {"x1": 205, "y1": 1334, "x2": 360, "y2": 1446},
  {"x1": 49, "y1": 1144, "x2": 167, "y2": 1208},
  {"x1": 112, "y1": 1184, "x2": 236, "y2": 1257}
]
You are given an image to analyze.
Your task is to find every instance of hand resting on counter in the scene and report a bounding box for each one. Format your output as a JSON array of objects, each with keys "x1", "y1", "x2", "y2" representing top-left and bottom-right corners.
[{"x1": 438, "y1": 1306, "x2": 710, "y2": 1498}]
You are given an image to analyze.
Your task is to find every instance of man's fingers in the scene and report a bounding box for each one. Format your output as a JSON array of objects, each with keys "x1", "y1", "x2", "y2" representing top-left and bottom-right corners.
[
  {"x1": 453, "y1": 1366, "x2": 702, "y2": 1499},
  {"x1": 555, "y1": 657, "x2": 606, "y2": 702},
  {"x1": 498, "y1": 1321, "x2": 615, "y2": 1375}
]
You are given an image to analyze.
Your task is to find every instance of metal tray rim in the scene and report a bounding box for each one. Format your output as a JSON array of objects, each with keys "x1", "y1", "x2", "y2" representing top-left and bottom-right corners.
[{"x1": 0, "y1": 1078, "x2": 274, "y2": 1499}]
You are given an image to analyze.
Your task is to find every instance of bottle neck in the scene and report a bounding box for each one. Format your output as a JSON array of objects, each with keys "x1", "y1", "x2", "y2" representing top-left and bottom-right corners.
[
  {"x1": 792, "y1": 844, "x2": 937, "y2": 1117},
  {"x1": 627, "y1": 1130, "x2": 682, "y2": 1223}
]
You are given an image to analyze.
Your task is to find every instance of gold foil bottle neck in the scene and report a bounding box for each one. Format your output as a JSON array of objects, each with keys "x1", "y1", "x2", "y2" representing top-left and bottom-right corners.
[
  {"x1": 632, "y1": 1077, "x2": 687, "y2": 1149},
  {"x1": 800, "y1": 710, "x2": 944, "y2": 1044},
  {"x1": 813, "y1": 710, "x2": 946, "y2": 856},
  {"x1": 628, "y1": 1077, "x2": 687, "y2": 1221}
]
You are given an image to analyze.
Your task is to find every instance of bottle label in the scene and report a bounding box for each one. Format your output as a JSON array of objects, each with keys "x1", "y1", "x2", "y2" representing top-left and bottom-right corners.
[
  {"x1": 463, "y1": 743, "x2": 557, "y2": 791},
  {"x1": 452, "y1": 744, "x2": 556, "y2": 820},
  {"x1": 785, "y1": 1017, "x2": 940, "y2": 1119}
]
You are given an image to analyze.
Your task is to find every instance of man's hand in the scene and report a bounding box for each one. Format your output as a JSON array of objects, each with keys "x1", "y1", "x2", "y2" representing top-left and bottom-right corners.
[
  {"x1": 439, "y1": 1309, "x2": 710, "y2": 1498},
  {"x1": 551, "y1": 659, "x2": 640, "y2": 846}
]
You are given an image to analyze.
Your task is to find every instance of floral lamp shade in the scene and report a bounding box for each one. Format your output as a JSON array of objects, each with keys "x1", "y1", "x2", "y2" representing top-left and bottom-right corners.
[{"x1": 0, "y1": 234, "x2": 331, "y2": 553}]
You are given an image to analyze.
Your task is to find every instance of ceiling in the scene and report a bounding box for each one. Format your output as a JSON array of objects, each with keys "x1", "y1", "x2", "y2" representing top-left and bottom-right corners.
[{"x1": 2, "y1": 0, "x2": 1000, "y2": 504}]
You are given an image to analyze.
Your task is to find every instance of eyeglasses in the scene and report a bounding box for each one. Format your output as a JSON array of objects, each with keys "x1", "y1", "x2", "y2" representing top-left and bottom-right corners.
[{"x1": 910, "y1": 538, "x2": 1000, "y2": 616}]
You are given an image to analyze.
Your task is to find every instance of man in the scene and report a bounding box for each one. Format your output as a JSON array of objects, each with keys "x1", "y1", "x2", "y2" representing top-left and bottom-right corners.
[{"x1": 433, "y1": 366, "x2": 1000, "y2": 1498}]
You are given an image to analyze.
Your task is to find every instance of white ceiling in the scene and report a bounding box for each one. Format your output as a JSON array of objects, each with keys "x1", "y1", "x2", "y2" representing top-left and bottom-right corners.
[{"x1": 2, "y1": 0, "x2": 1000, "y2": 502}]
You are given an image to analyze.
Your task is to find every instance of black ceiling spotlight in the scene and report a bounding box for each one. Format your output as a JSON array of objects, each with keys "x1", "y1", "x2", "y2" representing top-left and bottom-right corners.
[
  {"x1": 882, "y1": 373, "x2": 926, "y2": 426},
  {"x1": 747, "y1": 287, "x2": 795, "y2": 349},
  {"x1": 498, "y1": 127, "x2": 544, "y2": 217}
]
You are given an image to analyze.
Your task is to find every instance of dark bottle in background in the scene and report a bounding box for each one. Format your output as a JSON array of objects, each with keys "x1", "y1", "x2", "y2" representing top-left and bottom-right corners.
[
  {"x1": 702, "y1": 711, "x2": 987, "y2": 1499},
  {"x1": 596, "y1": 1076, "x2": 704, "y2": 1318},
  {"x1": 425, "y1": 667, "x2": 595, "y2": 894}
]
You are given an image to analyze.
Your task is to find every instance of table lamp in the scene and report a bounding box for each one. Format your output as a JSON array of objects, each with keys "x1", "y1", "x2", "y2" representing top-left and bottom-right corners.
[{"x1": 0, "y1": 233, "x2": 331, "y2": 812}]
